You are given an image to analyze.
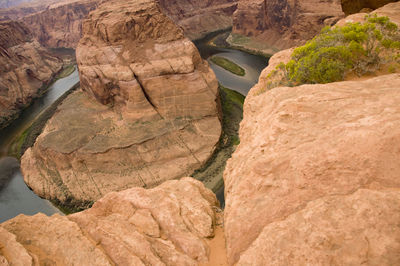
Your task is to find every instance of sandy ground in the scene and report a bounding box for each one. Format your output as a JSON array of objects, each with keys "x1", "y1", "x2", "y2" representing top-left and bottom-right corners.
[{"x1": 201, "y1": 225, "x2": 228, "y2": 266}]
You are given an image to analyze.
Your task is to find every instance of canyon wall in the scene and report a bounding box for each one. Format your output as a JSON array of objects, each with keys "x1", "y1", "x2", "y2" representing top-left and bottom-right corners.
[
  {"x1": 20, "y1": 0, "x2": 100, "y2": 48},
  {"x1": 0, "y1": 178, "x2": 221, "y2": 265},
  {"x1": 21, "y1": 0, "x2": 221, "y2": 209},
  {"x1": 1, "y1": 0, "x2": 237, "y2": 48},
  {"x1": 341, "y1": 0, "x2": 399, "y2": 15},
  {"x1": 230, "y1": 0, "x2": 345, "y2": 52},
  {"x1": 158, "y1": 0, "x2": 238, "y2": 40},
  {"x1": 0, "y1": 20, "x2": 62, "y2": 128}
]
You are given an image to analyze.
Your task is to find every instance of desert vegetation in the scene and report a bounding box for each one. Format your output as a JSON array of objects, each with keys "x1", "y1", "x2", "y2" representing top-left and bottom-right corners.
[{"x1": 263, "y1": 15, "x2": 400, "y2": 91}]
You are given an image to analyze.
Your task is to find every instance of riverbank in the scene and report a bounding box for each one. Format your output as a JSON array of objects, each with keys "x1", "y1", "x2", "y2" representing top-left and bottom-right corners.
[
  {"x1": 8, "y1": 82, "x2": 80, "y2": 159},
  {"x1": 210, "y1": 56, "x2": 245, "y2": 76},
  {"x1": 192, "y1": 85, "x2": 244, "y2": 202}
]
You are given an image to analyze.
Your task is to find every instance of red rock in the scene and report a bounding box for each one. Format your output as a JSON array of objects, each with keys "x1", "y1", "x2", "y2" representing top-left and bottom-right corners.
[
  {"x1": 0, "y1": 20, "x2": 62, "y2": 128},
  {"x1": 21, "y1": 0, "x2": 221, "y2": 209},
  {"x1": 224, "y1": 73, "x2": 400, "y2": 265}
]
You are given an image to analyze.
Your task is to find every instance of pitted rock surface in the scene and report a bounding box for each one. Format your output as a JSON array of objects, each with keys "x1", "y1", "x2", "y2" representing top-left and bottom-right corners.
[{"x1": 224, "y1": 73, "x2": 400, "y2": 265}]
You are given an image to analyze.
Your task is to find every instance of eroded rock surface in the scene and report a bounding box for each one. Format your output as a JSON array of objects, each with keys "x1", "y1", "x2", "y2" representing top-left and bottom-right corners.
[
  {"x1": 21, "y1": 0, "x2": 221, "y2": 209},
  {"x1": 224, "y1": 73, "x2": 400, "y2": 265},
  {"x1": 0, "y1": 178, "x2": 220, "y2": 265},
  {"x1": 158, "y1": 0, "x2": 238, "y2": 40},
  {"x1": 0, "y1": 20, "x2": 62, "y2": 128},
  {"x1": 20, "y1": 0, "x2": 100, "y2": 48},
  {"x1": 230, "y1": 0, "x2": 344, "y2": 52}
]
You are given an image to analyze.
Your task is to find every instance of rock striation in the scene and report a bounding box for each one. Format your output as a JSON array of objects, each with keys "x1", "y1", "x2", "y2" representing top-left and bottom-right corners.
[
  {"x1": 223, "y1": 72, "x2": 400, "y2": 265},
  {"x1": 0, "y1": 178, "x2": 221, "y2": 265},
  {"x1": 158, "y1": 0, "x2": 238, "y2": 40},
  {"x1": 230, "y1": 0, "x2": 344, "y2": 52},
  {"x1": 21, "y1": 0, "x2": 221, "y2": 209},
  {"x1": 0, "y1": 20, "x2": 62, "y2": 128},
  {"x1": 20, "y1": 0, "x2": 100, "y2": 48}
]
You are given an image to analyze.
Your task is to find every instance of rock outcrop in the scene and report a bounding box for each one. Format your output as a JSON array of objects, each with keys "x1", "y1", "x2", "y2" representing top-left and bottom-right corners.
[
  {"x1": 158, "y1": 0, "x2": 238, "y2": 40},
  {"x1": 20, "y1": 0, "x2": 100, "y2": 48},
  {"x1": 229, "y1": 0, "x2": 344, "y2": 52},
  {"x1": 0, "y1": 20, "x2": 62, "y2": 128},
  {"x1": 223, "y1": 72, "x2": 400, "y2": 265},
  {"x1": 336, "y1": 1, "x2": 400, "y2": 26},
  {"x1": 21, "y1": 0, "x2": 221, "y2": 209},
  {"x1": 341, "y1": 0, "x2": 399, "y2": 15},
  {"x1": 0, "y1": 178, "x2": 221, "y2": 265}
]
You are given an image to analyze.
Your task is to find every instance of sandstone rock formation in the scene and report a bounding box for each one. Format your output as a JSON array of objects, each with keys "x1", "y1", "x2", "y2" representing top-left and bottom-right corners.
[
  {"x1": 224, "y1": 73, "x2": 400, "y2": 265},
  {"x1": 341, "y1": 0, "x2": 399, "y2": 15},
  {"x1": 0, "y1": 20, "x2": 62, "y2": 128},
  {"x1": 20, "y1": 0, "x2": 100, "y2": 48},
  {"x1": 0, "y1": 178, "x2": 221, "y2": 265},
  {"x1": 230, "y1": 0, "x2": 344, "y2": 52},
  {"x1": 158, "y1": 0, "x2": 238, "y2": 40},
  {"x1": 21, "y1": 0, "x2": 221, "y2": 209},
  {"x1": 336, "y1": 1, "x2": 400, "y2": 26}
]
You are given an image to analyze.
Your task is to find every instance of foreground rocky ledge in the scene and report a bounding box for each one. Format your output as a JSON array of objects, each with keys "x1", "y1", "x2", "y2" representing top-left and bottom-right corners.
[
  {"x1": 224, "y1": 73, "x2": 400, "y2": 265},
  {"x1": 0, "y1": 178, "x2": 220, "y2": 265},
  {"x1": 21, "y1": 0, "x2": 221, "y2": 209}
]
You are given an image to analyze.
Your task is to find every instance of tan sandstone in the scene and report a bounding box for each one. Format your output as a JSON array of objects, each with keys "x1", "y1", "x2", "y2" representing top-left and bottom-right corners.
[
  {"x1": 21, "y1": 0, "x2": 221, "y2": 209},
  {"x1": 0, "y1": 178, "x2": 221, "y2": 265},
  {"x1": 223, "y1": 73, "x2": 400, "y2": 265},
  {"x1": 0, "y1": 20, "x2": 62, "y2": 128}
]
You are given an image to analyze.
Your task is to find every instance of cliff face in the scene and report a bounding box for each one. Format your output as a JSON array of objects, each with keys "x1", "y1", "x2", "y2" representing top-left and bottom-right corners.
[
  {"x1": 0, "y1": 178, "x2": 221, "y2": 265},
  {"x1": 21, "y1": 0, "x2": 221, "y2": 209},
  {"x1": 0, "y1": 20, "x2": 62, "y2": 128},
  {"x1": 158, "y1": 0, "x2": 238, "y2": 40},
  {"x1": 230, "y1": 0, "x2": 344, "y2": 51},
  {"x1": 341, "y1": 0, "x2": 399, "y2": 15},
  {"x1": 20, "y1": 0, "x2": 99, "y2": 48}
]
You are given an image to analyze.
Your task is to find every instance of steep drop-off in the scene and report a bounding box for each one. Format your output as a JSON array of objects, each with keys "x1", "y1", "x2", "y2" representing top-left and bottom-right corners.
[
  {"x1": 21, "y1": 0, "x2": 221, "y2": 209},
  {"x1": 20, "y1": 0, "x2": 99, "y2": 48},
  {"x1": 0, "y1": 177, "x2": 221, "y2": 265},
  {"x1": 158, "y1": 0, "x2": 238, "y2": 40},
  {"x1": 0, "y1": 20, "x2": 62, "y2": 129},
  {"x1": 341, "y1": 0, "x2": 399, "y2": 15},
  {"x1": 229, "y1": 0, "x2": 344, "y2": 52},
  {"x1": 224, "y1": 6, "x2": 400, "y2": 261}
]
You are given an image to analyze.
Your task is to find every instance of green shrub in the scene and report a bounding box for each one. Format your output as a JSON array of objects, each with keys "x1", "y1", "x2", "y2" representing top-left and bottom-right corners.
[{"x1": 274, "y1": 15, "x2": 400, "y2": 86}]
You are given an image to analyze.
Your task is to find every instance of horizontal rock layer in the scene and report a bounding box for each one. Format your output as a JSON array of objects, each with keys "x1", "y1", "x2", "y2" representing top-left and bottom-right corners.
[
  {"x1": 0, "y1": 178, "x2": 220, "y2": 265},
  {"x1": 224, "y1": 72, "x2": 400, "y2": 265},
  {"x1": 21, "y1": 0, "x2": 221, "y2": 208},
  {"x1": 0, "y1": 20, "x2": 62, "y2": 128},
  {"x1": 231, "y1": 0, "x2": 345, "y2": 51}
]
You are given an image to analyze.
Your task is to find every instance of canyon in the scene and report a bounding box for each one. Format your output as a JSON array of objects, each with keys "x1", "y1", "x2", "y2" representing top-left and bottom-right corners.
[
  {"x1": 20, "y1": 0, "x2": 222, "y2": 209},
  {"x1": 0, "y1": 20, "x2": 62, "y2": 129},
  {"x1": 0, "y1": 0, "x2": 400, "y2": 265}
]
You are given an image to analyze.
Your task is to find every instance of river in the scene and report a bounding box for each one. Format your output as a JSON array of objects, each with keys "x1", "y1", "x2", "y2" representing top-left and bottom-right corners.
[
  {"x1": 0, "y1": 68, "x2": 79, "y2": 222},
  {"x1": 0, "y1": 37, "x2": 268, "y2": 222}
]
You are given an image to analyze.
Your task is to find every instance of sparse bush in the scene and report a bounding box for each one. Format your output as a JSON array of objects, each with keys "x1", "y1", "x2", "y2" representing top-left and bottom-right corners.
[{"x1": 268, "y1": 15, "x2": 400, "y2": 88}]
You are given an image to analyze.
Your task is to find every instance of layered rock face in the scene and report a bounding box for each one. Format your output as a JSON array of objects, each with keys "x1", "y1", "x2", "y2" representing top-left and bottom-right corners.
[
  {"x1": 0, "y1": 178, "x2": 220, "y2": 265},
  {"x1": 21, "y1": 0, "x2": 221, "y2": 209},
  {"x1": 224, "y1": 71, "x2": 400, "y2": 264},
  {"x1": 0, "y1": 20, "x2": 62, "y2": 128},
  {"x1": 231, "y1": 0, "x2": 344, "y2": 51},
  {"x1": 341, "y1": 0, "x2": 399, "y2": 15},
  {"x1": 20, "y1": 0, "x2": 100, "y2": 48},
  {"x1": 158, "y1": 0, "x2": 238, "y2": 40}
]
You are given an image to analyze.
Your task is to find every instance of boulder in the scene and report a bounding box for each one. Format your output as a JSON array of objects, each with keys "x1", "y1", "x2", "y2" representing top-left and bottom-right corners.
[{"x1": 1, "y1": 177, "x2": 220, "y2": 265}]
